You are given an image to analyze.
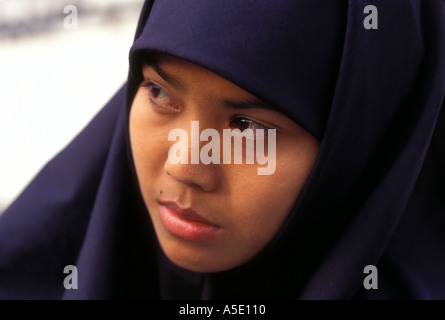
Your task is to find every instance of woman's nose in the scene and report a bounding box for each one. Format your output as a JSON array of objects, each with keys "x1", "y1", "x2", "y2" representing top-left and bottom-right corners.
[
  {"x1": 163, "y1": 123, "x2": 221, "y2": 192},
  {"x1": 164, "y1": 160, "x2": 220, "y2": 192}
]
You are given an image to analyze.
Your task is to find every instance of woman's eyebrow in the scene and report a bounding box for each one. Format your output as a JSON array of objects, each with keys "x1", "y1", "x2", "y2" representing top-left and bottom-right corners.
[
  {"x1": 144, "y1": 61, "x2": 275, "y2": 111},
  {"x1": 144, "y1": 62, "x2": 185, "y2": 90},
  {"x1": 222, "y1": 99, "x2": 276, "y2": 111}
]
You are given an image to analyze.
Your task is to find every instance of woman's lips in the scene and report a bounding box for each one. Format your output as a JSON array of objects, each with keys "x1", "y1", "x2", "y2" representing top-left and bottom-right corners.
[{"x1": 158, "y1": 201, "x2": 221, "y2": 242}]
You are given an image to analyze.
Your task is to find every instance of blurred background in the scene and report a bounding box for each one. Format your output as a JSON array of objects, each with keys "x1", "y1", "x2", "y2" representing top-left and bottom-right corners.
[{"x1": 0, "y1": 0, "x2": 144, "y2": 214}]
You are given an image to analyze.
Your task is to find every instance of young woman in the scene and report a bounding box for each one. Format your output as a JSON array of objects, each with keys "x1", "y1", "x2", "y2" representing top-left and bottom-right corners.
[{"x1": 1, "y1": 0, "x2": 444, "y2": 299}]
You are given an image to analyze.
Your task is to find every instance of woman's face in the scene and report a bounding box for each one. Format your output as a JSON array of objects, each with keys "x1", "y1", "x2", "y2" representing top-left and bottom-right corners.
[{"x1": 129, "y1": 53, "x2": 319, "y2": 273}]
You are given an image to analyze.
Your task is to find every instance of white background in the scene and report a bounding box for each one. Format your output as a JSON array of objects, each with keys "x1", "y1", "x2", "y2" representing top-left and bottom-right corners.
[{"x1": 0, "y1": 0, "x2": 144, "y2": 213}]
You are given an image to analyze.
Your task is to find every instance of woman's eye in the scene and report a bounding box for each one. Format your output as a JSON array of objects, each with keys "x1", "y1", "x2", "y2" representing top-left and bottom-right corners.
[
  {"x1": 142, "y1": 82, "x2": 178, "y2": 111},
  {"x1": 230, "y1": 117, "x2": 270, "y2": 134}
]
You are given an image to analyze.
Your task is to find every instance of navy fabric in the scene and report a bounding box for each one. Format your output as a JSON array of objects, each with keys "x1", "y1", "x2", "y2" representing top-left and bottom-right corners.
[{"x1": 1, "y1": 0, "x2": 445, "y2": 299}]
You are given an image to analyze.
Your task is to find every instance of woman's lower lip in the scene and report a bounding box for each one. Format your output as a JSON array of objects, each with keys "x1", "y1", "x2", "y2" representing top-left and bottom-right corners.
[{"x1": 158, "y1": 204, "x2": 220, "y2": 242}]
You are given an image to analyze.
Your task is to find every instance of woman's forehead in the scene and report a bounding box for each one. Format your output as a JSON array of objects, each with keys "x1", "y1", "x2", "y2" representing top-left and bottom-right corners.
[{"x1": 142, "y1": 52, "x2": 276, "y2": 109}]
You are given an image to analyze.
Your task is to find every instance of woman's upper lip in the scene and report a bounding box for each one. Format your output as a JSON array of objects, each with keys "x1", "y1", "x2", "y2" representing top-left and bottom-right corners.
[{"x1": 158, "y1": 200, "x2": 218, "y2": 227}]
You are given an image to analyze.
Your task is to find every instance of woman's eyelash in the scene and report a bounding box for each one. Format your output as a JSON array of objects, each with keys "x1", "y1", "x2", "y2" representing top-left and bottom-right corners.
[
  {"x1": 230, "y1": 117, "x2": 271, "y2": 133},
  {"x1": 140, "y1": 82, "x2": 273, "y2": 133},
  {"x1": 141, "y1": 81, "x2": 178, "y2": 111},
  {"x1": 142, "y1": 82, "x2": 167, "y2": 102}
]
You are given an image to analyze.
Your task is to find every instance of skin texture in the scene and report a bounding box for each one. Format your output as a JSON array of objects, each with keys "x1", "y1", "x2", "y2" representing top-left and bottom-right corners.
[{"x1": 129, "y1": 53, "x2": 319, "y2": 273}]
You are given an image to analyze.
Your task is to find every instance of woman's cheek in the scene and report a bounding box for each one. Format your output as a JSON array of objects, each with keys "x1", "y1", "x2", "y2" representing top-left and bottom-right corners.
[{"x1": 239, "y1": 142, "x2": 314, "y2": 233}]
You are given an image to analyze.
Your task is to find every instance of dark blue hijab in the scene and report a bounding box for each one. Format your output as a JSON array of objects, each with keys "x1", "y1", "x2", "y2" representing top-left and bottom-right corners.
[{"x1": 1, "y1": 0, "x2": 444, "y2": 299}]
